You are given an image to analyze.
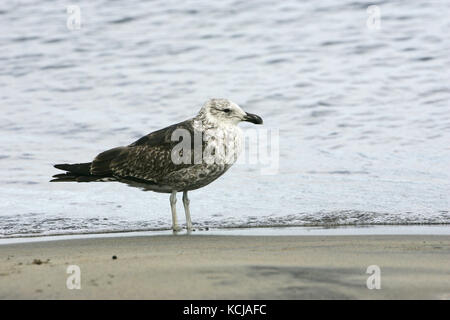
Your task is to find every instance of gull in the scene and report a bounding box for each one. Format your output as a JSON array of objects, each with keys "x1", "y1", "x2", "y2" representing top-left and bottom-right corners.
[{"x1": 51, "y1": 99, "x2": 263, "y2": 232}]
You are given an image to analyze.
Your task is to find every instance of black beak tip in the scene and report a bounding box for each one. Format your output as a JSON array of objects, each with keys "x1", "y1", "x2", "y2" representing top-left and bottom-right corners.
[{"x1": 244, "y1": 112, "x2": 263, "y2": 125}]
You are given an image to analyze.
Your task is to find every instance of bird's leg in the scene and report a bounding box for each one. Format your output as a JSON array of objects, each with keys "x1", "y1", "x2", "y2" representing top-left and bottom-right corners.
[
  {"x1": 182, "y1": 191, "x2": 192, "y2": 230},
  {"x1": 170, "y1": 191, "x2": 181, "y2": 232}
]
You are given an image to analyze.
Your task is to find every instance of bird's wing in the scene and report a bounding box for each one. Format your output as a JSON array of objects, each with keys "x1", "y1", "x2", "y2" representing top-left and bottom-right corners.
[{"x1": 90, "y1": 120, "x2": 196, "y2": 183}]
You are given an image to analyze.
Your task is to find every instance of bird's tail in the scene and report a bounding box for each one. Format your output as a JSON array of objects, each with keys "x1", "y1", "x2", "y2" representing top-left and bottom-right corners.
[{"x1": 51, "y1": 162, "x2": 109, "y2": 182}]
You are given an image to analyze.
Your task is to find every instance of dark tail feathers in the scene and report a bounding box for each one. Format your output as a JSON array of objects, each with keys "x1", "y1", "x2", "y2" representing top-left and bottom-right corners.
[
  {"x1": 54, "y1": 163, "x2": 91, "y2": 175},
  {"x1": 51, "y1": 162, "x2": 107, "y2": 182}
]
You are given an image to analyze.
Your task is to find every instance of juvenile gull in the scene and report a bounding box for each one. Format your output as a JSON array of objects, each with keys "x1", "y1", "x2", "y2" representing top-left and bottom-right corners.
[{"x1": 51, "y1": 99, "x2": 263, "y2": 231}]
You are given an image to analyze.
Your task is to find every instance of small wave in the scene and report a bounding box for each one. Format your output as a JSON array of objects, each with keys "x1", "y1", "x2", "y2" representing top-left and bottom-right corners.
[{"x1": 1, "y1": 210, "x2": 448, "y2": 239}]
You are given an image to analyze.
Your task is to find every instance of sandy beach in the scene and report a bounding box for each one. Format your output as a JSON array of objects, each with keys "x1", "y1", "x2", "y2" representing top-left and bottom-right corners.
[{"x1": 0, "y1": 234, "x2": 449, "y2": 299}]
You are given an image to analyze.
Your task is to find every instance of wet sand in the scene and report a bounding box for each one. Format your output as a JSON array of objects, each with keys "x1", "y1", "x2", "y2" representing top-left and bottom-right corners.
[{"x1": 0, "y1": 235, "x2": 449, "y2": 299}]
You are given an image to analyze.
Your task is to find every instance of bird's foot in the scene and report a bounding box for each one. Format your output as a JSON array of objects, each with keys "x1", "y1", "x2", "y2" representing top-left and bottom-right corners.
[{"x1": 172, "y1": 225, "x2": 183, "y2": 232}]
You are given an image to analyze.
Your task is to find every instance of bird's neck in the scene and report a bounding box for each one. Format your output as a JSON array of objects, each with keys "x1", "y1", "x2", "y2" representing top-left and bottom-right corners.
[{"x1": 191, "y1": 114, "x2": 243, "y2": 166}]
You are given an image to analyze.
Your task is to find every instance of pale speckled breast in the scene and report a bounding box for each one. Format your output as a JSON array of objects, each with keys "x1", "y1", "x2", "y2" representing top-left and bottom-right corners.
[{"x1": 163, "y1": 125, "x2": 242, "y2": 191}]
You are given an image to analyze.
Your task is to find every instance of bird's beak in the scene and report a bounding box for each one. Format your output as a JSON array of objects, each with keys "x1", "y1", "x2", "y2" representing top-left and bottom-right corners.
[{"x1": 243, "y1": 112, "x2": 263, "y2": 125}]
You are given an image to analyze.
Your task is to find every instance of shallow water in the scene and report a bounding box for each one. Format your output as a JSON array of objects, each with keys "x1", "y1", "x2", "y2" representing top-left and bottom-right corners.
[{"x1": 1, "y1": 0, "x2": 449, "y2": 237}]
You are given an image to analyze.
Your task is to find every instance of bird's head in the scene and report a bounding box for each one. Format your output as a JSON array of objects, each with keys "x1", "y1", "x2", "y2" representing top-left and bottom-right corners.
[{"x1": 198, "y1": 98, "x2": 263, "y2": 126}]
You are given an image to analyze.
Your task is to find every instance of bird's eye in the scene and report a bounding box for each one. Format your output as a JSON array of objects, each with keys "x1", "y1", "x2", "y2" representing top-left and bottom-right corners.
[{"x1": 223, "y1": 108, "x2": 231, "y2": 113}]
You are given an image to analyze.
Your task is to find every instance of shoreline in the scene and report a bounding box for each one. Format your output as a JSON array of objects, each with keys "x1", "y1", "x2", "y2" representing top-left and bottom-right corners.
[
  {"x1": 0, "y1": 233, "x2": 449, "y2": 299},
  {"x1": 1, "y1": 224, "x2": 449, "y2": 245}
]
